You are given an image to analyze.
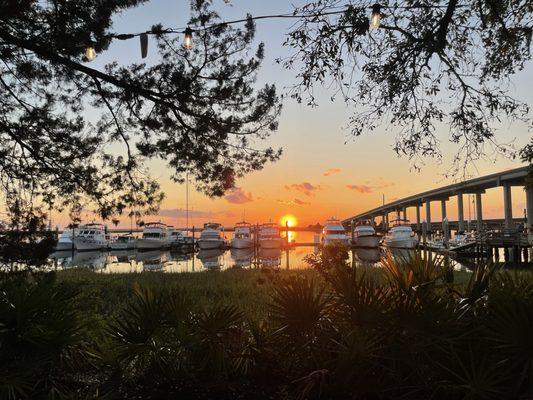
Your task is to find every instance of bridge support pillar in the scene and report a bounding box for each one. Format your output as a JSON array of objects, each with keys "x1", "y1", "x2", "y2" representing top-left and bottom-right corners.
[
  {"x1": 457, "y1": 193, "x2": 465, "y2": 232},
  {"x1": 475, "y1": 192, "x2": 483, "y2": 232},
  {"x1": 396, "y1": 209, "x2": 401, "y2": 222},
  {"x1": 503, "y1": 182, "x2": 513, "y2": 230},
  {"x1": 425, "y1": 201, "x2": 432, "y2": 233},
  {"x1": 526, "y1": 185, "x2": 533, "y2": 246},
  {"x1": 416, "y1": 205, "x2": 421, "y2": 232},
  {"x1": 402, "y1": 208, "x2": 407, "y2": 221},
  {"x1": 441, "y1": 200, "x2": 447, "y2": 232}
]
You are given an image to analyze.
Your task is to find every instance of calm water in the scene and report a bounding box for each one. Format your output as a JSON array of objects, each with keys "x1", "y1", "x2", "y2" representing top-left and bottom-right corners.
[{"x1": 47, "y1": 230, "x2": 479, "y2": 273}]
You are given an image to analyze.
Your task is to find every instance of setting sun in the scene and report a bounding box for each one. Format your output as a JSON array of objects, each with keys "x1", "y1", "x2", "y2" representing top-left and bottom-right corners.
[{"x1": 280, "y1": 214, "x2": 298, "y2": 227}]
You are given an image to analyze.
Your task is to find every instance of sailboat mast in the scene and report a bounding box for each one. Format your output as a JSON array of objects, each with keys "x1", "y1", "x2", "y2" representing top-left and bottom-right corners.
[{"x1": 186, "y1": 172, "x2": 189, "y2": 233}]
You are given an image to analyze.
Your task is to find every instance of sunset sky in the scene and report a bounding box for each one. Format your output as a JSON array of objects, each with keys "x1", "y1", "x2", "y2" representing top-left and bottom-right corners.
[{"x1": 56, "y1": 0, "x2": 532, "y2": 229}]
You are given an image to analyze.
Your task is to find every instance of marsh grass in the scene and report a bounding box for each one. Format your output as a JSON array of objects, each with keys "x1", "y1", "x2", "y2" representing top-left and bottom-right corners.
[{"x1": 1, "y1": 250, "x2": 532, "y2": 399}]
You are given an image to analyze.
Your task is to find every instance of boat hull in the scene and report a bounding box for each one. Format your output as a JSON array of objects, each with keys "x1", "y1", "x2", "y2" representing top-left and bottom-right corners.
[
  {"x1": 231, "y1": 238, "x2": 253, "y2": 249},
  {"x1": 353, "y1": 235, "x2": 380, "y2": 248},
  {"x1": 198, "y1": 239, "x2": 224, "y2": 250},
  {"x1": 383, "y1": 237, "x2": 418, "y2": 249},
  {"x1": 323, "y1": 238, "x2": 350, "y2": 246},
  {"x1": 73, "y1": 238, "x2": 108, "y2": 251},
  {"x1": 110, "y1": 242, "x2": 136, "y2": 250},
  {"x1": 55, "y1": 241, "x2": 75, "y2": 251},
  {"x1": 137, "y1": 238, "x2": 168, "y2": 250},
  {"x1": 259, "y1": 238, "x2": 281, "y2": 249}
]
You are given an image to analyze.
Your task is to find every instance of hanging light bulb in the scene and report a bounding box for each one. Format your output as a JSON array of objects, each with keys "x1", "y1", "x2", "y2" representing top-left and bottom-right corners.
[
  {"x1": 370, "y1": 3, "x2": 382, "y2": 29},
  {"x1": 183, "y1": 27, "x2": 193, "y2": 50},
  {"x1": 84, "y1": 46, "x2": 96, "y2": 61}
]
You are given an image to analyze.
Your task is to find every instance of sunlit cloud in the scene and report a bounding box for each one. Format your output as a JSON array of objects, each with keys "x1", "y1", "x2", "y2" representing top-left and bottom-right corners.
[
  {"x1": 323, "y1": 168, "x2": 341, "y2": 176},
  {"x1": 277, "y1": 198, "x2": 310, "y2": 206},
  {"x1": 294, "y1": 198, "x2": 310, "y2": 205},
  {"x1": 224, "y1": 187, "x2": 253, "y2": 204},
  {"x1": 346, "y1": 181, "x2": 395, "y2": 194},
  {"x1": 285, "y1": 182, "x2": 322, "y2": 197},
  {"x1": 346, "y1": 184, "x2": 374, "y2": 193}
]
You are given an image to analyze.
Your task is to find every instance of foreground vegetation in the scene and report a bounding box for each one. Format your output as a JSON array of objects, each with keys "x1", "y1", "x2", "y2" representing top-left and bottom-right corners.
[{"x1": 1, "y1": 247, "x2": 533, "y2": 399}]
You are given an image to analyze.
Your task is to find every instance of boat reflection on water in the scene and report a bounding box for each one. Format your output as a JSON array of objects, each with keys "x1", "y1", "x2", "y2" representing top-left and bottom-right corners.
[
  {"x1": 354, "y1": 247, "x2": 381, "y2": 264},
  {"x1": 170, "y1": 250, "x2": 194, "y2": 262},
  {"x1": 136, "y1": 250, "x2": 170, "y2": 271},
  {"x1": 49, "y1": 250, "x2": 73, "y2": 268},
  {"x1": 110, "y1": 249, "x2": 137, "y2": 263},
  {"x1": 70, "y1": 251, "x2": 109, "y2": 270},
  {"x1": 230, "y1": 248, "x2": 254, "y2": 268},
  {"x1": 198, "y1": 248, "x2": 224, "y2": 270},
  {"x1": 258, "y1": 248, "x2": 281, "y2": 268}
]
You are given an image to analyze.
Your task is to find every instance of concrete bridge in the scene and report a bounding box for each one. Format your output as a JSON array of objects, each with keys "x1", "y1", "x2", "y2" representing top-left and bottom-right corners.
[{"x1": 342, "y1": 166, "x2": 533, "y2": 244}]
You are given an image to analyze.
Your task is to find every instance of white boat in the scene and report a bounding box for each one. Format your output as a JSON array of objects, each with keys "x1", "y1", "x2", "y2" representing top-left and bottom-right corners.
[
  {"x1": 168, "y1": 228, "x2": 186, "y2": 245},
  {"x1": 427, "y1": 235, "x2": 446, "y2": 250},
  {"x1": 110, "y1": 234, "x2": 137, "y2": 250},
  {"x1": 354, "y1": 248, "x2": 381, "y2": 263},
  {"x1": 137, "y1": 222, "x2": 170, "y2": 250},
  {"x1": 352, "y1": 222, "x2": 380, "y2": 248},
  {"x1": 321, "y1": 218, "x2": 350, "y2": 246},
  {"x1": 258, "y1": 222, "x2": 282, "y2": 249},
  {"x1": 198, "y1": 223, "x2": 225, "y2": 250},
  {"x1": 231, "y1": 222, "x2": 253, "y2": 249},
  {"x1": 448, "y1": 231, "x2": 476, "y2": 249},
  {"x1": 73, "y1": 223, "x2": 109, "y2": 251},
  {"x1": 55, "y1": 228, "x2": 78, "y2": 251},
  {"x1": 383, "y1": 220, "x2": 418, "y2": 249}
]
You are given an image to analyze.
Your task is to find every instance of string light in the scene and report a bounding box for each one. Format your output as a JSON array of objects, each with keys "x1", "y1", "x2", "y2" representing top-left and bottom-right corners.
[
  {"x1": 140, "y1": 33, "x2": 148, "y2": 58},
  {"x1": 84, "y1": 46, "x2": 96, "y2": 61},
  {"x1": 370, "y1": 3, "x2": 382, "y2": 29},
  {"x1": 183, "y1": 27, "x2": 193, "y2": 49}
]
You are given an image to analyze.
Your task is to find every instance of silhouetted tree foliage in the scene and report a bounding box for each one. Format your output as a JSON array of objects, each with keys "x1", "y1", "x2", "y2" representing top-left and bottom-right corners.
[
  {"x1": 0, "y1": 0, "x2": 281, "y2": 224},
  {"x1": 281, "y1": 0, "x2": 531, "y2": 173}
]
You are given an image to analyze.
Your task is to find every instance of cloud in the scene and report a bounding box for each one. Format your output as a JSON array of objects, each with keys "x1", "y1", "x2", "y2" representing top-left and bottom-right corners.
[
  {"x1": 294, "y1": 198, "x2": 310, "y2": 205},
  {"x1": 346, "y1": 184, "x2": 374, "y2": 193},
  {"x1": 323, "y1": 168, "x2": 341, "y2": 177},
  {"x1": 346, "y1": 181, "x2": 395, "y2": 194},
  {"x1": 285, "y1": 182, "x2": 323, "y2": 197},
  {"x1": 276, "y1": 198, "x2": 310, "y2": 206},
  {"x1": 224, "y1": 187, "x2": 253, "y2": 204}
]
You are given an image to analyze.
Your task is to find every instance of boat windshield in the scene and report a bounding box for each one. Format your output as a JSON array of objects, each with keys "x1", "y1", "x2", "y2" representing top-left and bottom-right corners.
[
  {"x1": 324, "y1": 229, "x2": 345, "y2": 235},
  {"x1": 144, "y1": 232, "x2": 162, "y2": 238}
]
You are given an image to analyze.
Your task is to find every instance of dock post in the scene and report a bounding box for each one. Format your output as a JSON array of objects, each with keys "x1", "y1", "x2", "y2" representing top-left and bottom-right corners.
[
  {"x1": 457, "y1": 193, "x2": 465, "y2": 232},
  {"x1": 475, "y1": 192, "x2": 483, "y2": 233}
]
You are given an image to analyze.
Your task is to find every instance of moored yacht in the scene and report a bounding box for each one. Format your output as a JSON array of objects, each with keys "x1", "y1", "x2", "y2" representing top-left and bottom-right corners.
[
  {"x1": 137, "y1": 222, "x2": 170, "y2": 250},
  {"x1": 55, "y1": 228, "x2": 78, "y2": 251},
  {"x1": 73, "y1": 223, "x2": 109, "y2": 251},
  {"x1": 448, "y1": 231, "x2": 476, "y2": 249},
  {"x1": 110, "y1": 234, "x2": 137, "y2": 250},
  {"x1": 231, "y1": 222, "x2": 253, "y2": 249},
  {"x1": 258, "y1": 222, "x2": 282, "y2": 249},
  {"x1": 321, "y1": 218, "x2": 350, "y2": 246},
  {"x1": 198, "y1": 223, "x2": 225, "y2": 250},
  {"x1": 168, "y1": 228, "x2": 186, "y2": 245},
  {"x1": 383, "y1": 220, "x2": 418, "y2": 249},
  {"x1": 352, "y1": 222, "x2": 380, "y2": 248}
]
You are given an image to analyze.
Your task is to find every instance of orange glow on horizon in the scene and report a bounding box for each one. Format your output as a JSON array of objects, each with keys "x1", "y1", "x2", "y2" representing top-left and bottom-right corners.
[{"x1": 280, "y1": 214, "x2": 297, "y2": 228}]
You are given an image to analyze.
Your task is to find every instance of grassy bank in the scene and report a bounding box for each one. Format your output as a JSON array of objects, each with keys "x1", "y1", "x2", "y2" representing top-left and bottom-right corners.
[{"x1": 2, "y1": 248, "x2": 533, "y2": 399}]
